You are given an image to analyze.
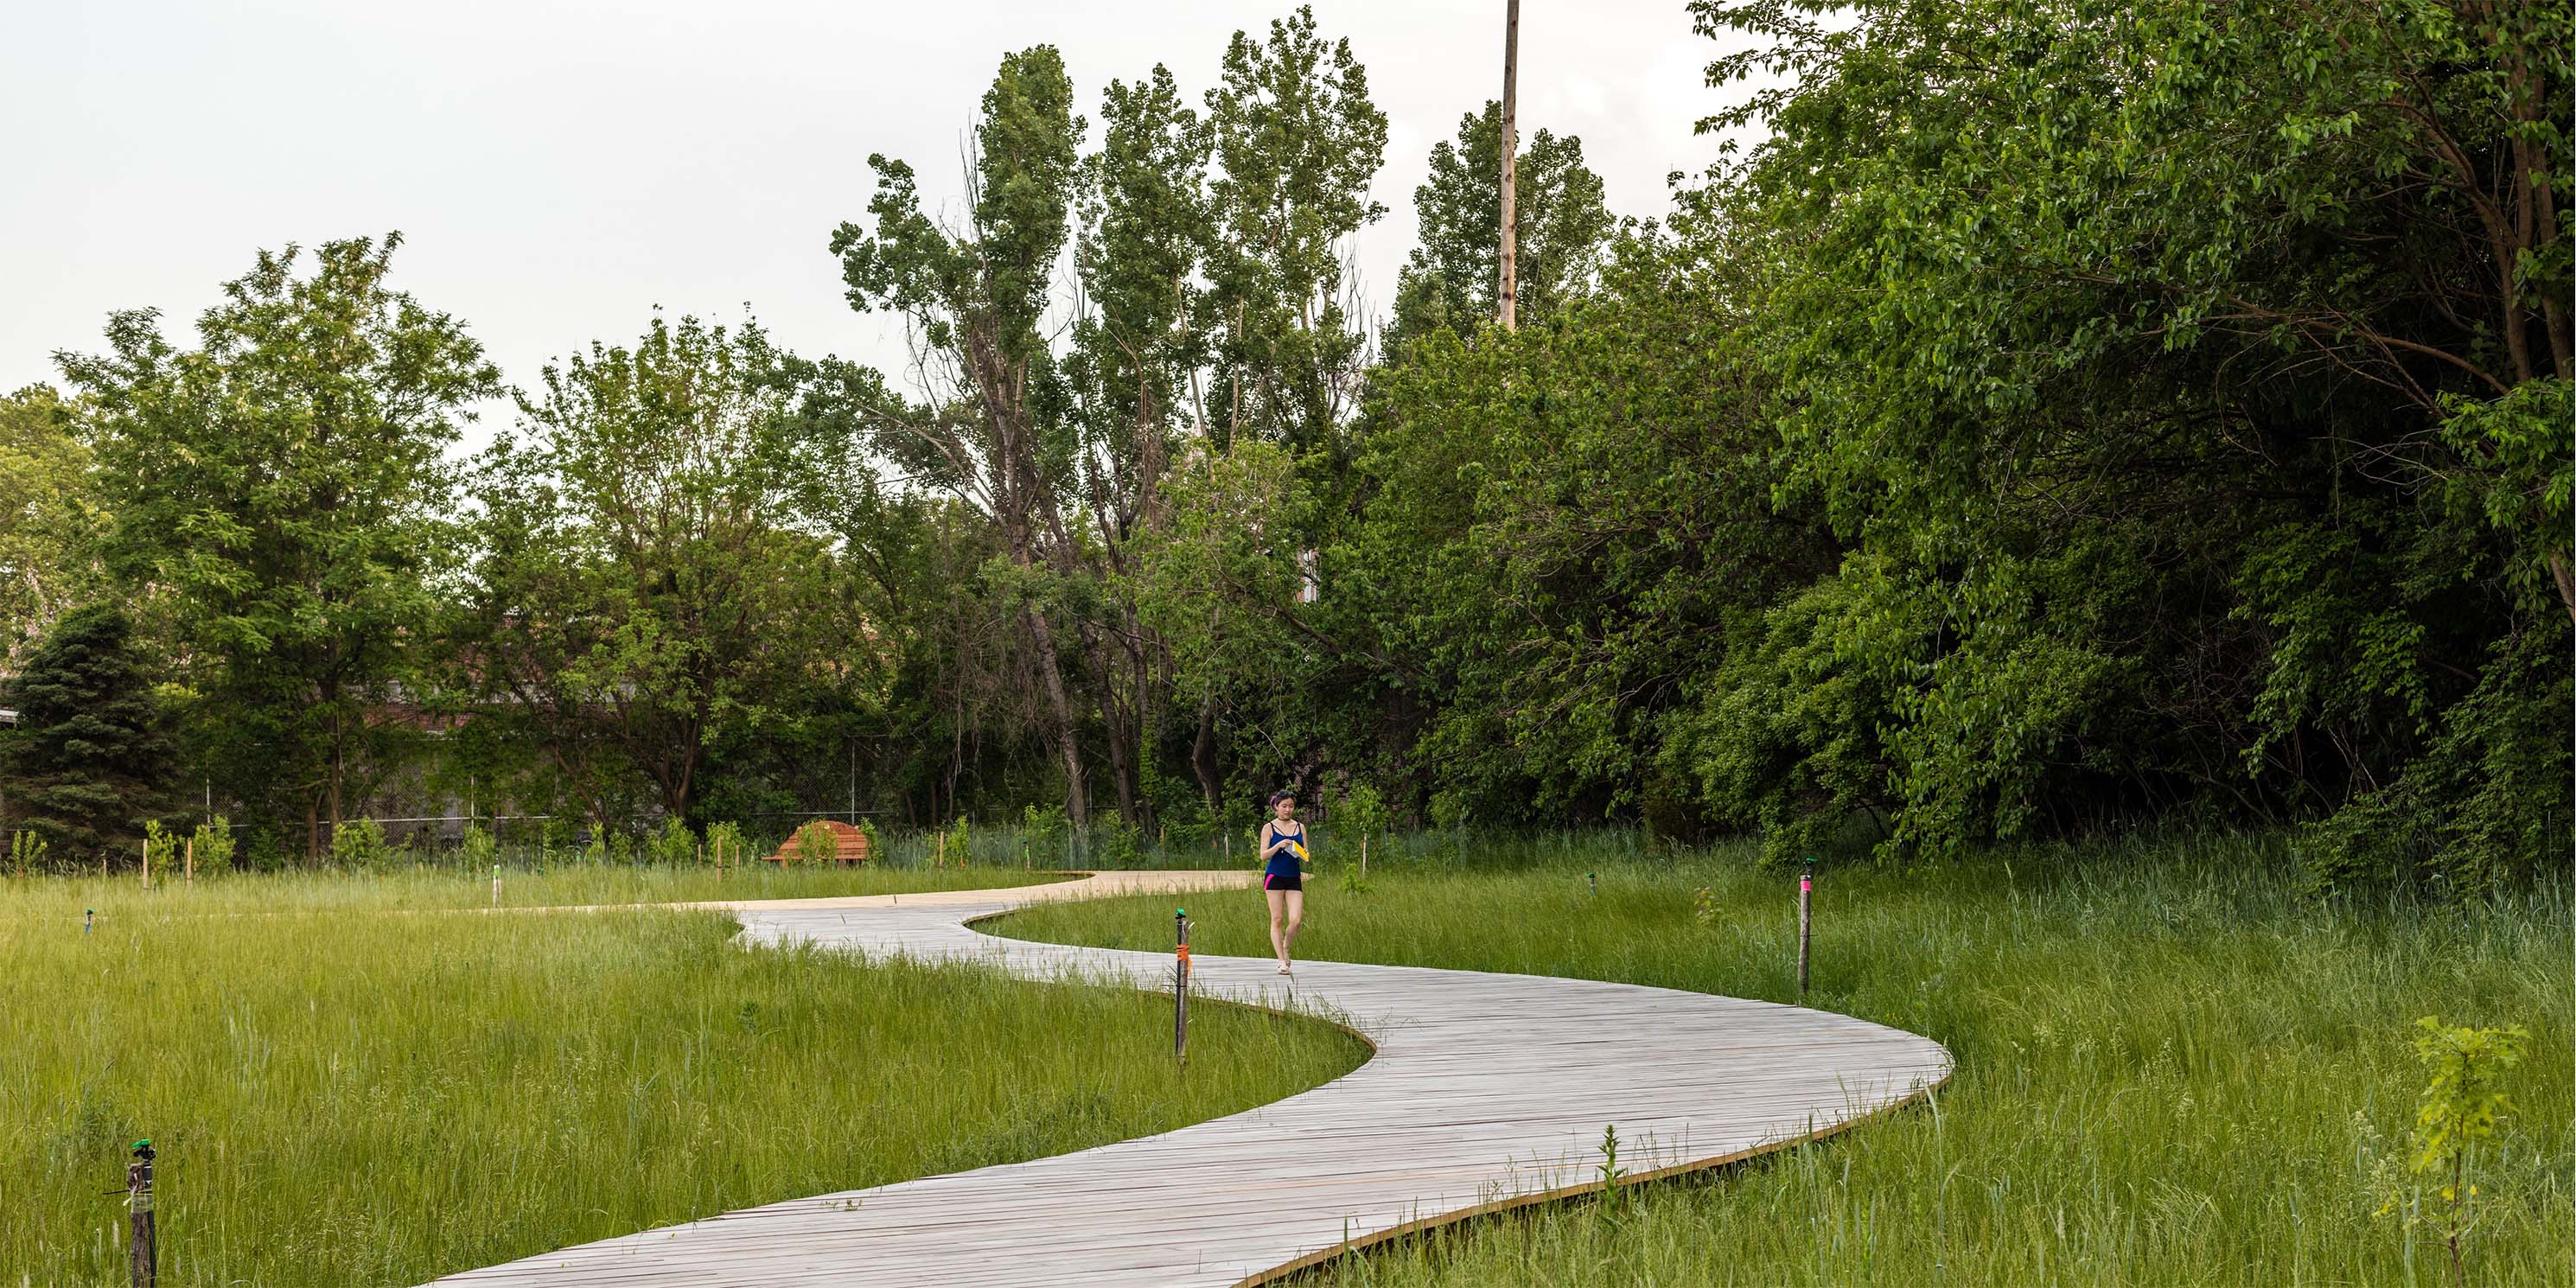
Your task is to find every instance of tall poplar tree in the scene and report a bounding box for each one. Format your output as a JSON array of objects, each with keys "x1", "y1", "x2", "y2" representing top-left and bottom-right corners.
[
  {"x1": 1067, "y1": 65, "x2": 1214, "y2": 825},
  {"x1": 1202, "y1": 5, "x2": 1388, "y2": 451},
  {"x1": 832, "y1": 45, "x2": 1098, "y2": 831},
  {"x1": 1386, "y1": 102, "x2": 1614, "y2": 352}
]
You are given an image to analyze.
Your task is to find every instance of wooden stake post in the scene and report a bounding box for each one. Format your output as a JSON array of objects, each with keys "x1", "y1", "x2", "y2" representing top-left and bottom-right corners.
[
  {"x1": 126, "y1": 1138, "x2": 156, "y2": 1288},
  {"x1": 1174, "y1": 909, "x2": 1192, "y2": 1068},
  {"x1": 1796, "y1": 859, "x2": 1814, "y2": 999}
]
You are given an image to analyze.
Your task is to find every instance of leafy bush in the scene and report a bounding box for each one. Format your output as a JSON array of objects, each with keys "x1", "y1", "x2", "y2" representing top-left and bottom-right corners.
[
  {"x1": 191, "y1": 817, "x2": 235, "y2": 877},
  {"x1": 1335, "y1": 783, "x2": 1389, "y2": 877},
  {"x1": 456, "y1": 824, "x2": 495, "y2": 871},
  {"x1": 239, "y1": 826, "x2": 288, "y2": 874},
  {"x1": 10, "y1": 830, "x2": 48, "y2": 878},
  {"x1": 2376, "y1": 1017, "x2": 2532, "y2": 1285},
  {"x1": 1160, "y1": 801, "x2": 1215, "y2": 854},
  {"x1": 1691, "y1": 886, "x2": 1719, "y2": 928},
  {"x1": 1021, "y1": 803, "x2": 1068, "y2": 867},
  {"x1": 1093, "y1": 816, "x2": 1142, "y2": 869},
  {"x1": 583, "y1": 827, "x2": 634, "y2": 866},
  {"x1": 935, "y1": 817, "x2": 970, "y2": 866},
  {"x1": 792, "y1": 820, "x2": 838, "y2": 866},
  {"x1": 649, "y1": 816, "x2": 697, "y2": 867},
  {"x1": 2301, "y1": 619, "x2": 2570, "y2": 895},
  {"x1": 705, "y1": 820, "x2": 745, "y2": 867},
  {"x1": 329, "y1": 818, "x2": 391, "y2": 870}
]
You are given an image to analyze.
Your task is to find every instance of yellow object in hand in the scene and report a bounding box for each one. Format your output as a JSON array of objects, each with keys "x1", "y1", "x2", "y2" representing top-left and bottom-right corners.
[{"x1": 1290, "y1": 842, "x2": 1308, "y2": 861}]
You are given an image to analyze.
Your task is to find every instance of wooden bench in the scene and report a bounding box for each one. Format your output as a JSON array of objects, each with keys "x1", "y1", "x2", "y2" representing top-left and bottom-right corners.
[{"x1": 762, "y1": 819, "x2": 872, "y2": 865}]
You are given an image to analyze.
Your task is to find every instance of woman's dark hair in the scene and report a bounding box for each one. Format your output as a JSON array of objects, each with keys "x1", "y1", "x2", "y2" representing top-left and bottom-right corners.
[{"x1": 1267, "y1": 789, "x2": 1296, "y2": 808}]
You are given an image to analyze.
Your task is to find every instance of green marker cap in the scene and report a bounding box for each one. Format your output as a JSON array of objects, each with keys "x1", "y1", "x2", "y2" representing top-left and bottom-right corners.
[{"x1": 131, "y1": 1138, "x2": 150, "y2": 1150}]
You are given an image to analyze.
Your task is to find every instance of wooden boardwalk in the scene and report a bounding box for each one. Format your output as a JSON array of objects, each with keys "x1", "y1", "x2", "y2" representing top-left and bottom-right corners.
[{"x1": 430, "y1": 870, "x2": 1952, "y2": 1287}]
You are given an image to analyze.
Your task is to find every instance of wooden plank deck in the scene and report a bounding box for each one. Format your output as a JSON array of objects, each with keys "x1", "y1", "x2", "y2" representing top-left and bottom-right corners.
[{"x1": 429, "y1": 870, "x2": 1952, "y2": 1287}]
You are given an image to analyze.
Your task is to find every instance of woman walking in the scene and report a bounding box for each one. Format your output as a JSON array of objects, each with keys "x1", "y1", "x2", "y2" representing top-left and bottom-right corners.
[{"x1": 1257, "y1": 790, "x2": 1307, "y2": 973}]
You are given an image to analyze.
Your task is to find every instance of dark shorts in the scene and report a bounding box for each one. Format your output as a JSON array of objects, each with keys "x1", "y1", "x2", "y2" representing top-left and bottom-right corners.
[{"x1": 1263, "y1": 867, "x2": 1304, "y2": 892}]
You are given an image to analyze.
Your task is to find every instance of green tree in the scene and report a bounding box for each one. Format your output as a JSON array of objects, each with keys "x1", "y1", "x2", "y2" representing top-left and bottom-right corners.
[
  {"x1": 1064, "y1": 64, "x2": 1215, "y2": 826},
  {"x1": 465, "y1": 315, "x2": 864, "y2": 827},
  {"x1": 0, "y1": 605, "x2": 174, "y2": 863},
  {"x1": 766, "y1": 353, "x2": 1025, "y2": 824},
  {"x1": 1386, "y1": 101, "x2": 1614, "y2": 351},
  {"x1": 0, "y1": 386, "x2": 101, "y2": 669},
  {"x1": 1351, "y1": 228, "x2": 1823, "y2": 827},
  {"x1": 804, "y1": 15, "x2": 1400, "y2": 831},
  {"x1": 832, "y1": 44, "x2": 1097, "y2": 832},
  {"x1": 58, "y1": 235, "x2": 500, "y2": 860},
  {"x1": 1333, "y1": 781, "x2": 1388, "y2": 876},
  {"x1": 1658, "y1": 0, "x2": 2570, "y2": 873},
  {"x1": 1202, "y1": 5, "x2": 1388, "y2": 451}
]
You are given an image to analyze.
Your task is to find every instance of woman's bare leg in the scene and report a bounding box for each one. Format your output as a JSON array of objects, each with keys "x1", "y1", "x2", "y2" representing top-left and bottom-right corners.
[
  {"x1": 1279, "y1": 890, "x2": 1305, "y2": 967},
  {"x1": 1266, "y1": 887, "x2": 1291, "y2": 966}
]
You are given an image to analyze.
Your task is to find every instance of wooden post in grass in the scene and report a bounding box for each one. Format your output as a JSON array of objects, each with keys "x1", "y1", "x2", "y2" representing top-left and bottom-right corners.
[
  {"x1": 141, "y1": 838, "x2": 149, "y2": 890},
  {"x1": 125, "y1": 1138, "x2": 156, "y2": 1288},
  {"x1": 491, "y1": 863, "x2": 501, "y2": 909},
  {"x1": 1796, "y1": 858, "x2": 1814, "y2": 999},
  {"x1": 1174, "y1": 908, "x2": 1192, "y2": 1069},
  {"x1": 183, "y1": 838, "x2": 194, "y2": 884}
]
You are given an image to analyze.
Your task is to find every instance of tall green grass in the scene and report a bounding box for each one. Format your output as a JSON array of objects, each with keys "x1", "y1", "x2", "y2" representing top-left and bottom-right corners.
[
  {"x1": 993, "y1": 832, "x2": 2573, "y2": 1286},
  {"x1": 3, "y1": 861, "x2": 1058, "y2": 922},
  {"x1": 0, "y1": 893, "x2": 1367, "y2": 1286}
]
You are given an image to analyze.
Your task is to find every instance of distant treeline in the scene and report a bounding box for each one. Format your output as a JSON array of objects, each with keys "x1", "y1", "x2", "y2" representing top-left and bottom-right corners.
[{"x1": 1, "y1": 0, "x2": 2563, "y2": 889}]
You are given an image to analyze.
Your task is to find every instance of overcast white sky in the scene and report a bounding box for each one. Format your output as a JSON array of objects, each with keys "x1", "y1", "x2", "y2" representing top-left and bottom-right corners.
[{"x1": 2, "y1": 1, "x2": 1749, "y2": 448}]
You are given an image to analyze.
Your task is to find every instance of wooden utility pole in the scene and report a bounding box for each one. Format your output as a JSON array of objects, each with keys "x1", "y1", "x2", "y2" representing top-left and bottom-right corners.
[{"x1": 1497, "y1": 0, "x2": 1520, "y2": 330}]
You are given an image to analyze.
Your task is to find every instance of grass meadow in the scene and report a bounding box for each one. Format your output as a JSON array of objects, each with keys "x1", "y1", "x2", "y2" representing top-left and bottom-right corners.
[
  {"x1": 4, "y1": 859, "x2": 1068, "y2": 920},
  {"x1": 993, "y1": 832, "x2": 2574, "y2": 1287},
  {"x1": 0, "y1": 868, "x2": 1367, "y2": 1287}
]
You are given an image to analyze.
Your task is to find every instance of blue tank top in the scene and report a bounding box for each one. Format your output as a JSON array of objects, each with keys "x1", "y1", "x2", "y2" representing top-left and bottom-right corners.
[{"x1": 1264, "y1": 822, "x2": 1305, "y2": 873}]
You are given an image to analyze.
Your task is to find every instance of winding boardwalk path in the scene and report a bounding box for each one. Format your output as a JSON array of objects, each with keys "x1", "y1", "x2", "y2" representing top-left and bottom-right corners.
[{"x1": 432, "y1": 871, "x2": 1951, "y2": 1287}]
